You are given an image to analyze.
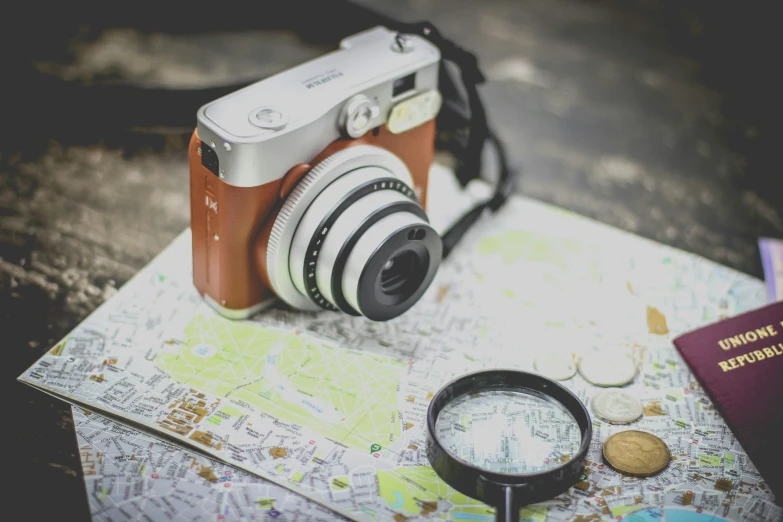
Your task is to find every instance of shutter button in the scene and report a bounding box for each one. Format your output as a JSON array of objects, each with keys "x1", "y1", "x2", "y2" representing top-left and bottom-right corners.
[{"x1": 249, "y1": 107, "x2": 288, "y2": 130}]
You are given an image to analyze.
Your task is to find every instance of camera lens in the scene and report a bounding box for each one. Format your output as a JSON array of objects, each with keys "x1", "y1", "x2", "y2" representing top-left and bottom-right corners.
[
  {"x1": 379, "y1": 249, "x2": 426, "y2": 301},
  {"x1": 267, "y1": 145, "x2": 442, "y2": 321},
  {"x1": 381, "y1": 255, "x2": 406, "y2": 291},
  {"x1": 338, "y1": 211, "x2": 439, "y2": 320}
]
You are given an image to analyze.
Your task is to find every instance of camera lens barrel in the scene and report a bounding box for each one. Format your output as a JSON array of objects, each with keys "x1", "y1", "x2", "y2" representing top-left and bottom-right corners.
[
  {"x1": 312, "y1": 189, "x2": 424, "y2": 312},
  {"x1": 266, "y1": 145, "x2": 442, "y2": 321},
  {"x1": 343, "y1": 213, "x2": 439, "y2": 320},
  {"x1": 288, "y1": 166, "x2": 399, "y2": 307}
]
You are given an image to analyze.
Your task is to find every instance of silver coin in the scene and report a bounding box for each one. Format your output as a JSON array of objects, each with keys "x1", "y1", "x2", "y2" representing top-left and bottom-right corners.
[
  {"x1": 534, "y1": 352, "x2": 576, "y2": 381},
  {"x1": 578, "y1": 350, "x2": 636, "y2": 387},
  {"x1": 590, "y1": 388, "x2": 644, "y2": 424}
]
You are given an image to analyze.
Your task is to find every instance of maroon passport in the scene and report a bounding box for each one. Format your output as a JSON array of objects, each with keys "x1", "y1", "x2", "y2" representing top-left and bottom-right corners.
[{"x1": 673, "y1": 300, "x2": 783, "y2": 500}]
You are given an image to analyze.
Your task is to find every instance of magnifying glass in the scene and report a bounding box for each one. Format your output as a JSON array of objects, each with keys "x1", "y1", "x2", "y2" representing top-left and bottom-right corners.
[{"x1": 426, "y1": 369, "x2": 592, "y2": 522}]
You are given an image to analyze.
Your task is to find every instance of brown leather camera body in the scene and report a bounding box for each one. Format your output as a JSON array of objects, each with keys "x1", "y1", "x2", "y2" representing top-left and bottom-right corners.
[{"x1": 189, "y1": 120, "x2": 436, "y2": 315}]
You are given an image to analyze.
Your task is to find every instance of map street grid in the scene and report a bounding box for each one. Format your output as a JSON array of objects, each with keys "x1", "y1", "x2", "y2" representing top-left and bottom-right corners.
[{"x1": 20, "y1": 193, "x2": 783, "y2": 521}]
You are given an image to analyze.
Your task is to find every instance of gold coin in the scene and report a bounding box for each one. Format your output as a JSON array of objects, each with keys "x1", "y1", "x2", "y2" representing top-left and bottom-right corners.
[{"x1": 602, "y1": 430, "x2": 670, "y2": 477}]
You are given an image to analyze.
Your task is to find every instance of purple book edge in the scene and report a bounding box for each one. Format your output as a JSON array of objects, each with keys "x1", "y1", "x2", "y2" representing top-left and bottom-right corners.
[{"x1": 759, "y1": 237, "x2": 777, "y2": 303}]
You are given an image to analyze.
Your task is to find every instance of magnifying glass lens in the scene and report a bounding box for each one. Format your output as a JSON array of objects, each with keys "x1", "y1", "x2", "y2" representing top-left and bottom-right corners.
[
  {"x1": 435, "y1": 389, "x2": 582, "y2": 474},
  {"x1": 426, "y1": 370, "x2": 592, "y2": 522}
]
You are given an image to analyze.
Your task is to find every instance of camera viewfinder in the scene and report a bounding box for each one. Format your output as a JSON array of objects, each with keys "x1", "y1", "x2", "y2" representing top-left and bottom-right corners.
[{"x1": 393, "y1": 74, "x2": 416, "y2": 97}]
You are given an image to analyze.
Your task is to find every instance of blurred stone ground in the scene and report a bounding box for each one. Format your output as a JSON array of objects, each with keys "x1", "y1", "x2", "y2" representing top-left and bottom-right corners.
[{"x1": 2, "y1": 1, "x2": 780, "y2": 519}]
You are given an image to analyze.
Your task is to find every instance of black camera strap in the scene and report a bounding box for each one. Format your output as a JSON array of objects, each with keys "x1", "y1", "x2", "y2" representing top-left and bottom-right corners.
[{"x1": 386, "y1": 21, "x2": 514, "y2": 258}]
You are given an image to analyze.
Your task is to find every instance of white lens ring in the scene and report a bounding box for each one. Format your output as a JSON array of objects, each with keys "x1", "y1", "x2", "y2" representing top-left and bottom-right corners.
[
  {"x1": 342, "y1": 211, "x2": 434, "y2": 317},
  {"x1": 266, "y1": 145, "x2": 413, "y2": 311},
  {"x1": 315, "y1": 190, "x2": 426, "y2": 314},
  {"x1": 289, "y1": 170, "x2": 419, "y2": 310}
]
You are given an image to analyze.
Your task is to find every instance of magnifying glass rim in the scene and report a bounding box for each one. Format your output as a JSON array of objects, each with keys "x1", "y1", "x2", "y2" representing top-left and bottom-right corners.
[{"x1": 426, "y1": 368, "x2": 592, "y2": 485}]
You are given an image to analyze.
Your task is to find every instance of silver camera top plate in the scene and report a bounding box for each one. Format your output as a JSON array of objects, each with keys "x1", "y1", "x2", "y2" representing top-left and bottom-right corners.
[{"x1": 196, "y1": 26, "x2": 440, "y2": 188}]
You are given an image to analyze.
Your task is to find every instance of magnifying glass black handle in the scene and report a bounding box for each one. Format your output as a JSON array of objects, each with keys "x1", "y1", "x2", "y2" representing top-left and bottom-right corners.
[
  {"x1": 490, "y1": 480, "x2": 572, "y2": 522},
  {"x1": 498, "y1": 486, "x2": 524, "y2": 522}
]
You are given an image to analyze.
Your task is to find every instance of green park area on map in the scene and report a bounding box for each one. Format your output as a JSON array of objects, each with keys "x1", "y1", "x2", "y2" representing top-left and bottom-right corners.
[{"x1": 155, "y1": 314, "x2": 407, "y2": 450}]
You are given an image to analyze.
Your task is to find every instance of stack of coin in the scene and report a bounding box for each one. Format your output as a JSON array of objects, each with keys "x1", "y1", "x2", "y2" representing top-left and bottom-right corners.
[
  {"x1": 529, "y1": 344, "x2": 672, "y2": 480},
  {"x1": 573, "y1": 348, "x2": 672, "y2": 477}
]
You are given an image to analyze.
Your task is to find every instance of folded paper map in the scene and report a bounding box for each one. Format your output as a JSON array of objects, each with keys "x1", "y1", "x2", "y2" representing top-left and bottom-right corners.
[{"x1": 21, "y1": 177, "x2": 782, "y2": 521}]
